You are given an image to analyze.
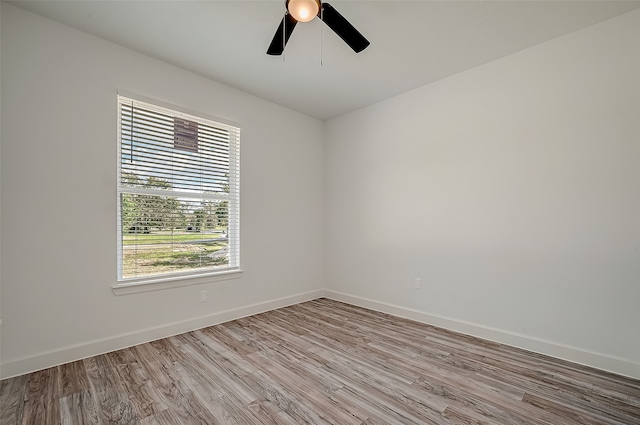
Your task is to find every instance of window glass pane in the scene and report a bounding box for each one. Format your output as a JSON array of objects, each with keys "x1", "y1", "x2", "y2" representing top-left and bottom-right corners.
[
  {"x1": 117, "y1": 96, "x2": 239, "y2": 281},
  {"x1": 120, "y1": 103, "x2": 231, "y2": 194},
  {"x1": 121, "y1": 195, "x2": 231, "y2": 279}
]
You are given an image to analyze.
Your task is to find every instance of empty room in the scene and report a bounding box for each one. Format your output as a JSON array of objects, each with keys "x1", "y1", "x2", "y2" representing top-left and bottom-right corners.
[{"x1": 1, "y1": 1, "x2": 639, "y2": 424}]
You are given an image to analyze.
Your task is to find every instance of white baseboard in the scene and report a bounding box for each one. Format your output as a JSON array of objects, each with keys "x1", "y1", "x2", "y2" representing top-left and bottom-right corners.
[
  {"x1": 0, "y1": 289, "x2": 325, "y2": 380},
  {"x1": 325, "y1": 290, "x2": 640, "y2": 380},
  {"x1": 4, "y1": 289, "x2": 638, "y2": 381}
]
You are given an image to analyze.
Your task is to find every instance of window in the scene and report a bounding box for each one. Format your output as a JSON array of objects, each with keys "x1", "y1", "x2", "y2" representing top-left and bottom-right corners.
[{"x1": 117, "y1": 96, "x2": 240, "y2": 283}]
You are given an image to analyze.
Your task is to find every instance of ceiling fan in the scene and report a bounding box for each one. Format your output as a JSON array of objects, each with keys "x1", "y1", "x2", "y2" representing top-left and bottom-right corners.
[{"x1": 267, "y1": 0, "x2": 370, "y2": 55}]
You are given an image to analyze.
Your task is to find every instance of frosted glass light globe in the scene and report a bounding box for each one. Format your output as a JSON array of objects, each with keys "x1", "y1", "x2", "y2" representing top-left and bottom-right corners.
[{"x1": 287, "y1": 0, "x2": 320, "y2": 22}]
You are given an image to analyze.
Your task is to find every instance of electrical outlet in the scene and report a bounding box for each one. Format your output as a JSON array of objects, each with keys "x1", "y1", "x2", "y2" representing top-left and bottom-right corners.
[
  {"x1": 200, "y1": 290, "x2": 208, "y2": 302},
  {"x1": 414, "y1": 278, "x2": 422, "y2": 290}
]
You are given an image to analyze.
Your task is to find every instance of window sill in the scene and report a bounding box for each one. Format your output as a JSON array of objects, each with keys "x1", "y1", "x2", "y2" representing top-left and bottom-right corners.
[{"x1": 112, "y1": 269, "x2": 243, "y2": 295}]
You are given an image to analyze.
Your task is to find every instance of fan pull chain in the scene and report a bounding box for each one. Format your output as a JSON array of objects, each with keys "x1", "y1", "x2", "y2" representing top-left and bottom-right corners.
[{"x1": 320, "y1": 6, "x2": 323, "y2": 66}]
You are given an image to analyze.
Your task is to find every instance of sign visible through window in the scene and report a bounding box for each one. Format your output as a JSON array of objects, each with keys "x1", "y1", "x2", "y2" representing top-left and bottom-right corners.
[{"x1": 174, "y1": 118, "x2": 199, "y2": 153}]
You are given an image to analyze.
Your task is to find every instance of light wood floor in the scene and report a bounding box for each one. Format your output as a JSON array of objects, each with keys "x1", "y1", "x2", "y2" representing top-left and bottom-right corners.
[{"x1": 1, "y1": 298, "x2": 639, "y2": 425}]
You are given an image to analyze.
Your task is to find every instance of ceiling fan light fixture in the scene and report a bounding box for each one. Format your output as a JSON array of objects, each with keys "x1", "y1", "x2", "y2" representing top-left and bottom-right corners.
[
  {"x1": 267, "y1": 1, "x2": 369, "y2": 55},
  {"x1": 287, "y1": 0, "x2": 320, "y2": 22}
]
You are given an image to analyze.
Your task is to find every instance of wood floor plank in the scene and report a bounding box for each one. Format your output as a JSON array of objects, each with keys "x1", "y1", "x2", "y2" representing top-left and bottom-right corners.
[
  {"x1": 130, "y1": 344, "x2": 174, "y2": 388},
  {"x1": 226, "y1": 322, "x2": 344, "y2": 394},
  {"x1": 245, "y1": 399, "x2": 301, "y2": 425},
  {"x1": 112, "y1": 361, "x2": 169, "y2": 420},
  {"x1": 21, "y1": 367, "x2": 60, "y2": 425},
  {"x1": 241, "y1": 368, "x2": 335, "y2": 425},
  {"x1": 330, "y1": 384, "x2": 443, "y2": 425},
  {"x1": 59, "y1": 360, "x2": 92, "y2": 398},
  {"x1": 152, "y1": 379, "x2": 221, "y2": 425},
  {"x1": 60, "y1": 390, "x2": 102, "y2": 425},
  {"x1": 138, "y1": 409, "x2": 182, "y2": 425},
  {"x1": 522, "y1": 391, "x2": 637, "y2": 425},
  {"x1": 244, "y1": 351, "x2": 362, "y2": 425},
  {"x1": 174, "y1": 335, "x2": 256, "y2": 405},
  {"x1": 321, "y1": 355, "x2": 447, "y2": 425},
  {"x1": 239, "y1": 317, "x2": 329, "y2": 368},
  {"x1": 2, "y1": 298, "x2": 639, "y2": 425},
  {"x1": 84, "y1": 355, "x2": 139, "y2": 425},
  {"x1": 0, "y1": 373, "x2": 26, "y2": 425}
]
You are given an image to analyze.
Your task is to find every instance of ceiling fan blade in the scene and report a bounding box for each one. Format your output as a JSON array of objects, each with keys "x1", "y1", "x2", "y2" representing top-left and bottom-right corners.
[
  {"x1": 267, "y1": 13, "x2": 298, "y2": 55},
  {"x1": 321, "y1": 3, "x2": 369, "y2": 53}
]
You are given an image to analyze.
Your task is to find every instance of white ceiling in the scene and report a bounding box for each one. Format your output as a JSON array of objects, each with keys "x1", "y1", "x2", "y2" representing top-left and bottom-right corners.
[{"x1": 8, "y1": 0, "x2": 640, "y2": 120}]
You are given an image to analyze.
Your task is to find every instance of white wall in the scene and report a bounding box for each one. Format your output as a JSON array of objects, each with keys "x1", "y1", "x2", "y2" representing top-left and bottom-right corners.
[
  {"x1": 0, "y1": 2, "x2": 3, "y2": 372},
  {"x1": 0, "y1": 3, "x2": 324, "y2": 378},
  {"x1": 325, "y1": 10, "x2": 640, "y2": 378},
  {"x1": 2, "y1": 3, "x2": 639, "y2": 381}
]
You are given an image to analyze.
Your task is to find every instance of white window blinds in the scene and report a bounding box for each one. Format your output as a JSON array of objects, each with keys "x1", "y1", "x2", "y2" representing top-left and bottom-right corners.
[{"x1": 117, "y1": 96, "x2": 240, "y2": 281}]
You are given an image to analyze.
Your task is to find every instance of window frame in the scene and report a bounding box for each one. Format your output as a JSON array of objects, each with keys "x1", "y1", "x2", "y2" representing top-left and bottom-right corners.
[{"x1": 113, "y1": 94, "x2": 242, "y2": 294}]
